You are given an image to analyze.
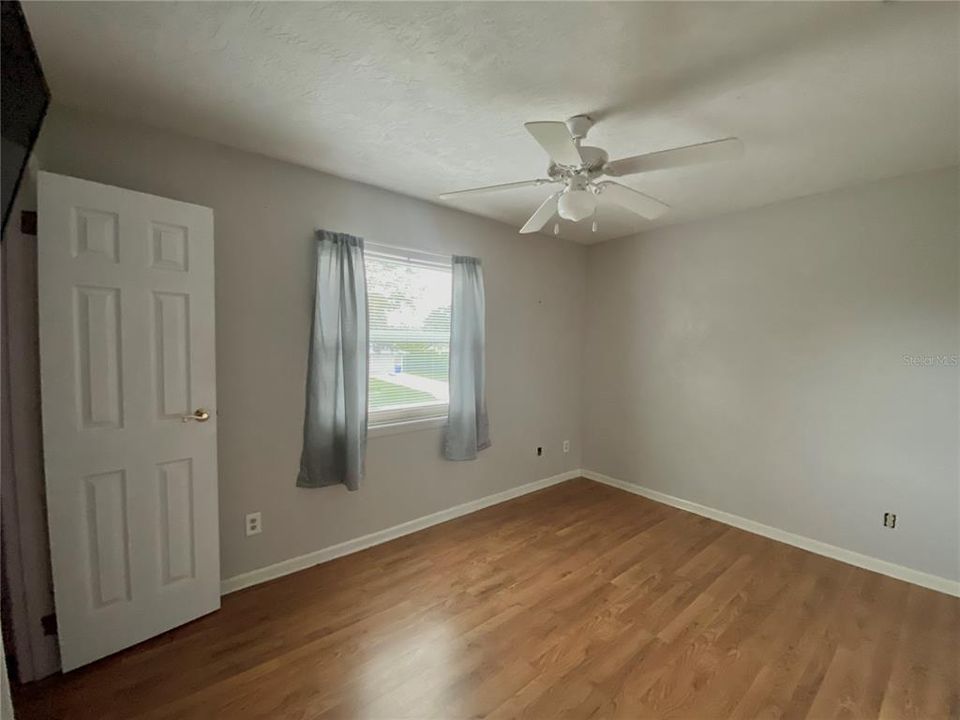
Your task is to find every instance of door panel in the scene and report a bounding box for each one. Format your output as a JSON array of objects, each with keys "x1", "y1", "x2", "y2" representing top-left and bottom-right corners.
[
  {"x1": 75, "y1": 285, "x2": 124, "y2": 428},
  {"x1": 38, "y1": 171, "x2": 219, "y2": 671},
  {"x1": 153, "y1": 291, "x2": 191, "y2": 419},
  {"x1": 157, "y1": 458, "x2": 195, "y2": 586},
  {"x1": 84, "y1": 469, "x2": 131, "y2": 608}
]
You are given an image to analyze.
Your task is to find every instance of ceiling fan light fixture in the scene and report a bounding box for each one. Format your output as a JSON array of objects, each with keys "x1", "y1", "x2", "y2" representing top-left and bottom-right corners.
[{"x1": 557, "y1": 189, "x2": 596, "y2": 222}]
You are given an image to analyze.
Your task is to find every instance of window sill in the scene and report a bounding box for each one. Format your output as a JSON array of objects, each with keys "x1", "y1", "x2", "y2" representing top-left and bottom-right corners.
[{"x1": 368, "y1": 415, "x2": 446, "y2": 438}]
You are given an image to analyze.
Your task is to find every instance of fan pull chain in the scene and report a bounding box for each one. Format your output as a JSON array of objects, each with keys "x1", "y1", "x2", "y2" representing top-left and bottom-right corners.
[{"x1": 553, "y1": 222, "x2": 559, "y2": 236}]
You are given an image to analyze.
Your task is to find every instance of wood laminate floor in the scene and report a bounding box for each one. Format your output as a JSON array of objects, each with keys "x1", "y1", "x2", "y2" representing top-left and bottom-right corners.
[{"x1": 13, "y1": 478, "x2": 960, "y2": 719}]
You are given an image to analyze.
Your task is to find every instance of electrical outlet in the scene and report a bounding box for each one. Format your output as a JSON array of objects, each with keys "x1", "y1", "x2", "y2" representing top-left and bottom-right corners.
[
  {"x1": 537, "y1": 446, "x2": 543, "y2": 457},
  {"x1": 883, "y1": 512, "x2": 896, "y2": 529},
  {"x1": 562, "y1": 440, "x2": 570, "y2": 454},
  {"x1": 246, "y1": 512, "x2": 262, "y2": 536}
]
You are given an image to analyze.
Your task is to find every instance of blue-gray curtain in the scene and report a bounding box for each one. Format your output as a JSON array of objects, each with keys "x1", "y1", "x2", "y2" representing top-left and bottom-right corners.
[
  {"x1": 444, "y1": 255, "x2": 491, "y2": 460},
  {"x1": 297, "y1": 231, "x2": 368, "y2": 490}
]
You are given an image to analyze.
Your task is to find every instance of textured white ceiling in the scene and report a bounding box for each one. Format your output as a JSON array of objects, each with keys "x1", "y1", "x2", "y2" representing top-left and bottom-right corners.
[{"x1": 23, "y1": 2, "x2": 960, "y2": 243}]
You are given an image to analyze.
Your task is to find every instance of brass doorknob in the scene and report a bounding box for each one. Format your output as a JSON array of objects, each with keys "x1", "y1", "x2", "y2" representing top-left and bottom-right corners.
[{"x1": 182, "y1": 408, "x2": 210, "y2": 423}]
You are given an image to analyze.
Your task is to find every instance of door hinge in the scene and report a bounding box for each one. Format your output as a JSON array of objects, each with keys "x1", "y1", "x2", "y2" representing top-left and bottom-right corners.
[
  {"x1": 41, "y1": 613, "x2": 57, "y2": 636},
  {"x1": 20, "y1": 210, "x2": 37, "y2": 236}
]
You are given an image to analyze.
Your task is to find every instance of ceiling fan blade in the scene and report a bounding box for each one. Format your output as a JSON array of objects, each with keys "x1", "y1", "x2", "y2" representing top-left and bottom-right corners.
[
  {"x1": 604, "y1": 137, "x2": 743, "y2": 177},
  {"x1": 597, "y1": 181, "x2": 670, "y2": 220},
  {"x1": 519, "y1": 193, "x2": 560, "y2": 234},
  {"x1": 439, "y1": 178, "x2": 553, "y2": 199},
  {"x1": 524, "y1": 121, "x2": 584, "y2": 167}
]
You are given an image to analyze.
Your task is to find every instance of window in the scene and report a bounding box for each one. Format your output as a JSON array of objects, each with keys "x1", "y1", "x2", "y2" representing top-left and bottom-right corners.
[{"x1": 366, "y1": 248, "x2": 451, "y2": 426}]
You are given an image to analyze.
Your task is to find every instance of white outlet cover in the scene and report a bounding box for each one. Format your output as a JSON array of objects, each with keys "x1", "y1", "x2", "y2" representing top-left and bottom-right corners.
[{"x1": 245, "y1": 512, "x2": 262, "y2": 536}]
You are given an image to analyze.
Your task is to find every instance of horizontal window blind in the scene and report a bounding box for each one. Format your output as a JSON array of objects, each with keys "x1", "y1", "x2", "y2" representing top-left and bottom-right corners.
[{"x1": 366, "y1": 251, "x2": 451, "y2": 421}]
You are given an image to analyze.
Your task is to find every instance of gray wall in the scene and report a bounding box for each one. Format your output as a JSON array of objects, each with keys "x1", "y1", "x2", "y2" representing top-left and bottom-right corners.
[
  {"x1": 37, "y1": 105, "x2": 586, "y2": 580},
  {"x1": 584, "y1": 167, "x2": 960, "y2": 581},
  {"x1": 29, "y1": 105, "x2": 960, "y2": 587}
]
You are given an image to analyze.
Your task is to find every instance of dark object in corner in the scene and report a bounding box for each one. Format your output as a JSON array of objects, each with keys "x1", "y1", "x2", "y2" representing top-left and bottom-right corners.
[
  {"x1": 41, "y1": 613, "x2": 57, "y2": 636},
  {"x1": 1, "y1": 1, "x2": 49, "y2": 235},
  {"x1": 20, "y1": 209, "x2": 36, "y2": 235}
]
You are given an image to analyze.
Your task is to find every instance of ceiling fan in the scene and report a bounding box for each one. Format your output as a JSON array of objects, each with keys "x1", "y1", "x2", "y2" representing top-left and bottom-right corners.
[{"x1": 439, "y1": 115, "x2": 743, "y2": 235}]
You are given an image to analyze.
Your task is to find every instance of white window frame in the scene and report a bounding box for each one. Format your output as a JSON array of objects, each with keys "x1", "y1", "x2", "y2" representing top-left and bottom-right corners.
[{"x1": 366, "y1": 243, "x2": 451, "y2": 431}]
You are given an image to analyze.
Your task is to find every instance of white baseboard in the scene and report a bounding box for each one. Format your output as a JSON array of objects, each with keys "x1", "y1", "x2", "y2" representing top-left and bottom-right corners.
[
  {"x1": 582, "y1": 469, "x2": 960, "y2": 598},
  {"x1": 222, "y1": 468, "x2": 959, "y2": 599},
  {"x1": 220, "y1": 469, "x2": 582, "y2": 595}
]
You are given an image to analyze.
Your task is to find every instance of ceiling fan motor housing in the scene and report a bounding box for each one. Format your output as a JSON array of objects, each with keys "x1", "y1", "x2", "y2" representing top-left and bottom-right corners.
[{"x1": 548, "y1": 146, "x2": 609, "y2": 178}]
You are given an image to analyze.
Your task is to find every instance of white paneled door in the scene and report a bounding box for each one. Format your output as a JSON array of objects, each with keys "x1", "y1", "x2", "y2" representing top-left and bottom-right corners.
[{"x1": 37, "y1": 172, "x2": 219, "y2": 671}]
